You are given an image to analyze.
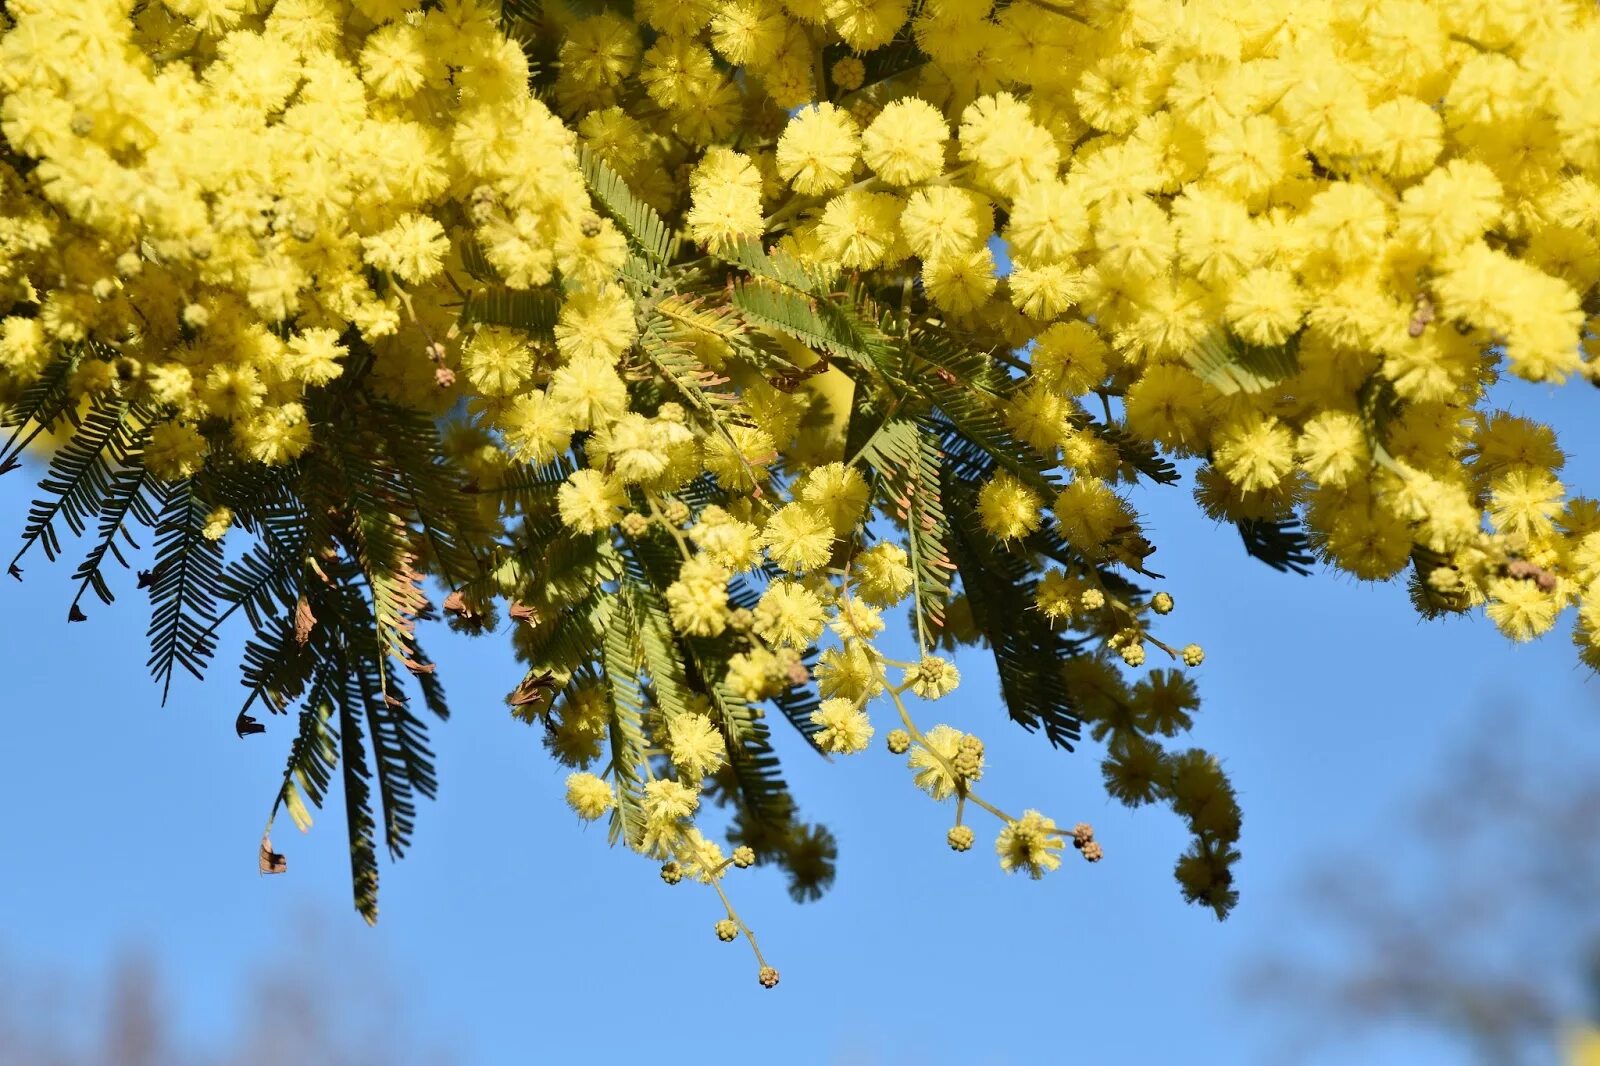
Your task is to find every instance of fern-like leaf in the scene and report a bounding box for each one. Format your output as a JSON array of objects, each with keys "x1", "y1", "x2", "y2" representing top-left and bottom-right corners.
[
  {"x1": 576, "y1": 144, "x2": 676, "y2": 273},
  {"x1": 459, "y1": 285, "x2": 560, "y2": 337},
  {"x1": 333, "y1": 676, "x2": 381, "y2": 924},
  {"x1": 12, "y1": 398, "x2": 135, "y2": 569},
  {"x1": 68, "y1": 438, "x2": 156, "y2": 610},
  {"x1": 146, "y1": 477, "x2": 225, "y2": 702},
  {"x1": 1184, "y1": 330, "x2": 1300, "y2": 395},
  {"x1": 0, "y1": 348, "x2": 83, "y2": 470},
  {"x1": 600, "y1": 590, "x2": 648, "y2": 848},
  {"x1": 1236, "y1": 515, "x2": 1316, "y2": 575}
]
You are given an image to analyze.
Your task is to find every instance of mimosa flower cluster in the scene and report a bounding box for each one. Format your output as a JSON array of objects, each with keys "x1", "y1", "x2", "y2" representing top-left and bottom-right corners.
[{"x1": 3, "y1": 0, "x2": 1597, "y2": 983}]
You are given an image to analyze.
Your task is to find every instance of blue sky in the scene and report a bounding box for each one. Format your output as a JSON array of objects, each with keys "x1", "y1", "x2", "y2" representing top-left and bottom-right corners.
[{"x1": 1, "y1": 374, "x2": 1596, "y2": 1065}]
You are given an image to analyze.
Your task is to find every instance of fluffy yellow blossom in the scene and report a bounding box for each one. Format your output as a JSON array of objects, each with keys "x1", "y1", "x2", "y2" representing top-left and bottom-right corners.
[
  {"x1": 554, "y1": 284, "x2": 637, "y2": 364},
  {"x1": 1054, "y1": 479, "x2": 1135, "y2": 559},
  {"x1": 775, "y1": 102, "x2": 859, "y2": 195},
  {"x1": 854, "y1": 542, "x2": 914, "y2": 607},
  {"x1": 565, "y1": 773, "x2": 614, "y2": 821},
  {"x1": 665, "y1": 556, "x2": 731, "y2": 637},
  {"x1": 996, "y1": 810, "x2": 1064, "y2": 879},
  {"x1": 810, "y1": 698, "x2": 874, "y2": 754},
  {"x1": 557, "y1": 469, "x2": 625, "y2": 534},
  {"x1": 666, "y1": 713, "x2": 728, "y2": 782},
  {"x1": 752, "y1": 580, "x2": 826, "y2": 649},
  {"x1": 362, "y1": 214, "x2": 450, "y2": 284},
  {"x1": 1214, "y1": 416, "x2": 1296, "y2": 493},
  {"x1": 860, "y1": 98, "x2": 947, "y2": 186},
  {"x1": 907, "y1": 724, "x2": 965, "y2": 801},
  {"x1": 762, "y1": 503, "x2": 835, "y2": 573},
  {"x1": 977, "y1": 473, "x2": 1043, "y2": 542}
]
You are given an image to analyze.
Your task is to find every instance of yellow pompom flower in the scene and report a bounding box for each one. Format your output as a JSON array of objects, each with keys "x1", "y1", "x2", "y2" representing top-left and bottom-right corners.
[
  {"x1": 547, "y1": 354, "x2": 628, "y2": 431},
  {"x1": 666, "y1": 713, "x2": 728, "y2": 782},
  {"x1": 923, "y1": 245, "x2": 996, "y2": 315},
  {"x1": 201, "y1": 506, "x2": 234, "y2": 542},
  {"x1": 234, "y1": 403, "x2": 313, "y2": 466},
  {"x1": 906, "y1": 655, "x2": 960, "y2": 699},
  {"x1": 762, "y1": 503, "x2": 835, "y2": 573},
  {"x1": 499, "y1": 390, "x2": 575, "y2": 464},
  {"x1": 689, "y1": 510, "x2": 763, "y2": 572},
  {"x1": 996, "y1": 810, "x2": 1064, "y2": 879},
  {"x1": 1032, "y1": 321, "x2": 1108, "y2": 395},
  {"x1": 557, "y1": 469, "x2": 626, "y2": 534},
  {"x1": 753, "y1": 579, "x2": 827, "y2": 649},
  {"x1": 1484, "y1": 576, "x2": 1561, "y2": 642},
  {"x1": 554, "y1": 284, "x2": 637, "y2": 363},
  {"x1": 359, "y1": 22, "x2": 441, "y2": 99},
  {"x1": 861, "y1": 97, "x2": 947, "y2": 186},
  {"x1": 958, "y1": 92, "x2": 1060, "y2": 199},
  {"x1": 816, "y1": 189, "x2": 904, "y2": 270},
  {"x1": 1213, "y1": 415, "x2": 1296, "y2": 493},
  {"x1": 1488, "y1": 468, "x2": 1564, "y2": 541},
  {"x1": 665, "y1": 555, "x2": 732, "y2": 637},
  {"x1": 901, "y1": 186, "x2": 993, "y2": 261},
  {"x1": 460, "y1": 327, "x2": 534, "y2": 397},
  {"x1": 799, "y1": 462, "x2": 870, "y2": 533},
  {"x1": 1054, "y1": 478, "x2": 1135, "y2": 559},
  {"x1": 686, "y1": 148, "x2": 765, "y2": 250},
  {"x1": 977, "y1": 473, "x2": 1043, "y2": 542},
  {"x1": 1296, "y1": 411, "x2": 1368, "y2": 488},
  {"x1": 825, "y1": 0, "x2": 909, "y2": 51},
  {"x1": 1395, "y1": 159, "x2": 1503, "y2": 261},
  {"x1": 829, "y1": 595, "x2": 885, "y2": 640},
  {"x1": 815, "y1": 641, "x2": 885, "y2": 703},
  {"x1": 361, "y1": 213, "x2": 450, "y2": 283},
  {"x1": 906, "y1": 723, "x2": 964, "y2": 800},
  {"x1": 286, "y1": 328, "x2": 347, "y2": 386},
  {"x1": 144, "y1": 422, "x2": 210, "y2": 480},
  {"x1": 854, "y1": 541, "x2": 914, "y2": 606},
  {"x1": 1224, "y1": 268, "x2": 1305, "y2": 347},
  {"x1": 810, "y1": 697, "x2": 874, "y2": 754},
  {"x1": 1008, "y1": 260, "x2": 1084, "y2": 321},
  {"x1": 565, "y1": 772, "x2": 615, "y2": 821},
  {"x1": 775, "y1": 102, "x2": 860, "y2": 195},
  {"x1": 641, "y1": 778, "x2": 699, "y2": 823}
]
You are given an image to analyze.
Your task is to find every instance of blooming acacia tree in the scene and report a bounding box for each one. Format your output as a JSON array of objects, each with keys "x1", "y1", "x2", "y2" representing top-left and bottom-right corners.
[{"x1": 2, "y1": 0, "x2": 1598, "y2": 985}]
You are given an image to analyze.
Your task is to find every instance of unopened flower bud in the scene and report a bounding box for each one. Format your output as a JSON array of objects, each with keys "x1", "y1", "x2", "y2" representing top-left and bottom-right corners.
[
  {"x1": 1151, "y1": 592, "x2": 1174, "y2": 614},
  {"x1": 715, "y1": 918, "x2": 738, "y2": 941},
  {"x1": 831, "y1": 56, "x2": 865, "y2": 91},
  {"x1": 663, "y1": 499, "x2": 690, "y2": 525},
  {"x1": 660, "y1": 861, "x2": 683, "y2": 885},
  {"x1": 947, "y1": 825, "x2": 975, "y2": 851},
  {"x1": 1181, "y1": 643, "x2": 1204, "y2": 667},
  {"x1": 954, "y1": 734, "x2": 984, "y2": 780},
  {"x1": 1072, "y1": 822, "x2": 1094, "y2": 848},
  {"x1": 1081, "y1": 841, "x2": 1103, "y2": 862},
  {"x1": 886, "y1": 729, "x2": 911, "y2": 754},
  {"x1": 732, "y1": 846, "x2": 756, "y2": 868},
  {"x1": 758, "y1": 966, "x2": 780, "y2": 989}
]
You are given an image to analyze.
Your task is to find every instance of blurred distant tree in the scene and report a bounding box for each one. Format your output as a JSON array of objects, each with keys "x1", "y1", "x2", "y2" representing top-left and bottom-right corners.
[
  {"x1": 0, "y1": 917, "x2": 453, "y2": 1066},
  {"x1": 1244, "y1": 712, "x2": 1600, "y2": 1066}
]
